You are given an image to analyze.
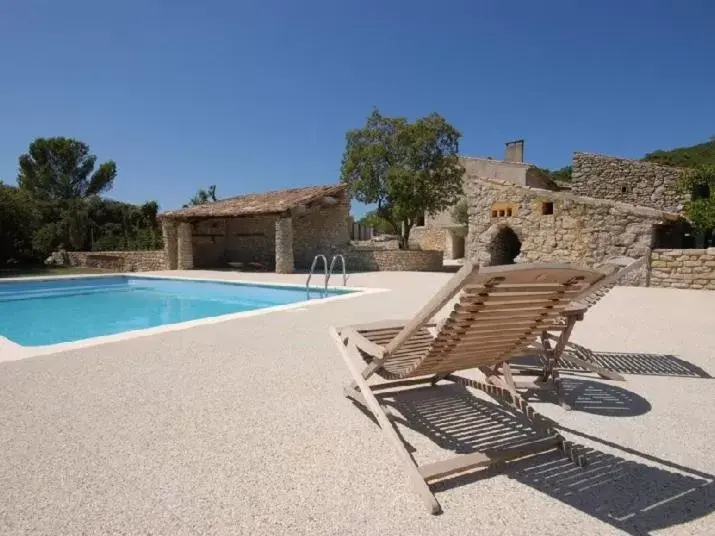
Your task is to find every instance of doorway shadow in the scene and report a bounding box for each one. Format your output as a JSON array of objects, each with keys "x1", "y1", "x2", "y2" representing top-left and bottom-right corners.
[{"x1": 364, "y1": 384, "x2": 714, "y2": 534}]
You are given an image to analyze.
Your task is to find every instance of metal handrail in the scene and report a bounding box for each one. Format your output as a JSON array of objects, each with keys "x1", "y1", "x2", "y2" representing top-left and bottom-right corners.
[
  {"x1": 306, "y1": 254, "x2": 328, "y2": 297},
  {"x1": 328, "y1": 254, "x2": 347, "y2": 287}
]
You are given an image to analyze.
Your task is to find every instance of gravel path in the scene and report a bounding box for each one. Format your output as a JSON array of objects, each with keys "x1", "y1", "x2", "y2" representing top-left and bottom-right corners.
[{"x1": 1, "y1": 271, "x2": 714, "y2": 535}]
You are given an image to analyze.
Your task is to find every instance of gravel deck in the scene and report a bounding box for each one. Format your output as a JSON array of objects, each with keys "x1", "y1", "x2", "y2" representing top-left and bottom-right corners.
[{"x1": 1, "y1": 270, "x2": 714, "y2": 535}]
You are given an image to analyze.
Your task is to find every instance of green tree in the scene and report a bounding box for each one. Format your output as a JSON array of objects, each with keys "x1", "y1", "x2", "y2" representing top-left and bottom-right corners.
[
  {"x1": 551, "y1": 166, "x2": 573, "y2": 183},
  {"x1": 17, "y1": 137, "x2": 117, "y2": 201},
  {"x1": 16, "y1": 137, "x2": 117, "y2": 253},
  {"x1": 357, "y1": 210, "x2": 397, "y2": 235},
  {"x1": 185, "y1": 185, "x2": 217, "y2": 207},
  {"x1": 0, "y1": 182, "x2": 39, "y2": 263},
  {"x1": 678, "y1": 165, "x2": 715, "y2": 245},
  {"x1": 340, "y1": 109, "x2": 464, "y2": 249},
  {"x1": 87, "y1": 198, "x2": 162, "y2": 251},
  {"x1": 451, "y1": 199, "x2": 469, "y2": 225}
]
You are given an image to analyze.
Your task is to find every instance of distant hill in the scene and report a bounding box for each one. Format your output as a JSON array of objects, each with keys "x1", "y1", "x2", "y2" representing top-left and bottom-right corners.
[{"x1": 642, "y1": 138, "x2": 715, "y2": 168}]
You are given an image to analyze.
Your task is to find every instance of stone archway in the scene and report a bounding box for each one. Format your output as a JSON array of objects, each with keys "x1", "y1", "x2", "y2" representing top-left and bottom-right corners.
[{"x1": 486, "y1": 226, "x2": 522, "y2": 266}]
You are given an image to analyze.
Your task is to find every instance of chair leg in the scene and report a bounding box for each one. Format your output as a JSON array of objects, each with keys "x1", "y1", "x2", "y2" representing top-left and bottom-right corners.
[
  {"x1": 329, "y1": 328, "x2": 442, "y2": 515},
  {"x1": 552, "y1": 369, "x2": 573, "y2": 411},
  {"x1": 560, "y1": 343, "x2": 626, "y2": 381}
]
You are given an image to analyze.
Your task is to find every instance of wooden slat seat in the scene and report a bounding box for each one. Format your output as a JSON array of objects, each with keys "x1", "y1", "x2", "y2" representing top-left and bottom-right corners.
[{"x1": 330, "y1": 261, "x2": 608, "y2": 514}]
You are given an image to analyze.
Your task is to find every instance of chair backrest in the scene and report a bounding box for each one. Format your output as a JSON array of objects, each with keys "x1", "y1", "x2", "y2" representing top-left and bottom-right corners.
[
  {"x1": 393, "y1": 264, "x2": 605, "y2": 377},
  {"x1": 384, "y1": 260, "x2": 483, "y2": 356},
  {"x1": 571, "y1": 256, "x2": 645, "y2": 309}
]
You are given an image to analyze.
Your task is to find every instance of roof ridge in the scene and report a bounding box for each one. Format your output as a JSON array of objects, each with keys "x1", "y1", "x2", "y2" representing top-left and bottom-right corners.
[{"x1": 159, "y1": 183, "x2": 346, "y2": 219}]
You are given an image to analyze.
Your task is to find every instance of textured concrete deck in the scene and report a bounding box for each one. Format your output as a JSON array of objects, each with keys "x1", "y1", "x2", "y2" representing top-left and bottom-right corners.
[{"x1": 1, "y1": 270, "x2": 714, "y2": 535}]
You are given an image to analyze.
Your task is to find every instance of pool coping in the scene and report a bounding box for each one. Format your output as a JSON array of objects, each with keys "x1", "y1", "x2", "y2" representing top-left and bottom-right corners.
[{"x1": 0, "y1": 272, "x2": 389, "y2": 363}]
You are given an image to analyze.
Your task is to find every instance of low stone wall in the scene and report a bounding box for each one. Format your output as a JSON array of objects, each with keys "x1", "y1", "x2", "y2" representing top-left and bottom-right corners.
[
  {"x1": 351, "y1": 238, "x2": 400, "y2": 250},
  {"x1": 68, "y1": 250, "x2": 167, "y2": 272},
  {"x1": 649, "y1": 249, "x2": 715, "y2": 290},
  {"x1": 344, "y1": 249, "x2": 443, "y2": 272}
]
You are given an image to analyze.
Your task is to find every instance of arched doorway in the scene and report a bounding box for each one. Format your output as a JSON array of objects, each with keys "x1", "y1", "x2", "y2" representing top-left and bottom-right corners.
[{"x1": 487, "y1": 226, "x2": 522, "y2": 265}]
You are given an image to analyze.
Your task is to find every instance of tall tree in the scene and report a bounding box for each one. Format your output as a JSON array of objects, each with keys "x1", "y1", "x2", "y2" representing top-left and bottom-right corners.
[
  {"x1": 16, "y1": 137, "x2": 117, "y2": 253},
  {"x1": 17, "y1": 137, "x2": 117, "y2": 201},
  {"x1": 357, "y1": 210, "x2": 397, "y2": 235},
  {"x1": 0, "y1": 182, "x2": 38, "y2": 263},
  {"x1": 340, "y1": 109, "x2": 464, "y2": 249}
]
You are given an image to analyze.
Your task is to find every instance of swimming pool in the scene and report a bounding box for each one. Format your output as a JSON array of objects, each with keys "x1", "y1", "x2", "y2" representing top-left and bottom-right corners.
[{"x1": 0, "y1": 276, "x2": 353, "y2": 347}]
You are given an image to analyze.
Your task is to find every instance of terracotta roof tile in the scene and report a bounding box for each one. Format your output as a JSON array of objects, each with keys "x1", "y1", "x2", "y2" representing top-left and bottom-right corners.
[{"x1": 161, "y1": 183, "x2": 347, "y2": 219}]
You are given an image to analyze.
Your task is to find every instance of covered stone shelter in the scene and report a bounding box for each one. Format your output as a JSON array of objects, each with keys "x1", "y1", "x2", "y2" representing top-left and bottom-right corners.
[{"x1": 159, "y1": 184, "x2": 350, "y2": 273}]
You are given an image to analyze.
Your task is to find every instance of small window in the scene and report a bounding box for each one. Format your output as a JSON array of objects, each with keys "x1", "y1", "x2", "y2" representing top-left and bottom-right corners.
[
  {"x1": 621, "y1": 185, "x2": 629, "y2": 194},
  {"x1": 491, "y1": 210, "x2": 498, "y2": 218},
  {"x1": 416, "y1": 213, "x2": 425, "y2": 226},
  {"x1": 498, "y1": 210, "x2": 505, "y2": 217},
  {"x1": 506, "y1": 208, "x2": 512, "y2": 217},
  {"x1": 541, "y1": 202, "x2": 554, "y2": 215}
]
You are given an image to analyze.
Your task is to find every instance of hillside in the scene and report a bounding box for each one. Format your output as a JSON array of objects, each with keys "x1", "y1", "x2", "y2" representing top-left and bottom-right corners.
[{"x1": 642, "y1": 138, "x2": 715, "y2": 168}]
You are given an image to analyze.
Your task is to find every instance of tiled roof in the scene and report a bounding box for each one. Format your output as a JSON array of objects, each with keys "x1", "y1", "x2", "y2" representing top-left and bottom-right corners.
[{"x1": 161, "y1": 184, "x2": 347, "y2": 219}]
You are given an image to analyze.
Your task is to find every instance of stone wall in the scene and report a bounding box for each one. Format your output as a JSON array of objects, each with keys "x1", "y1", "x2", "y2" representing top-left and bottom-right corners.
[
  {"x1": 409, "y1": 227, "x2": 446, "y2": 251},
  {"x1": 343, "y1": 249, "x2": 443, "y2": 272},
  {"x1": 571, "y1": 153, "x2": 688, "y2": 213},
  {"x1": 649, "y1": 248, "x2": 715, "y2": 290},
  {"x1": 188, "y1": 201, "x2": 350, "y2": 271},
  {"x1": 67, "y1": 250, "x2": 167, "y2": 272},
  {"x1": 467, "y1": 178, "x2": 677, "y2": 284},
  {"x1": 293, "y1": 197, "x2": 350, "y2": 268},
  {"x1": 192, "y1": 215, "x2": 277, "y2": 269}
]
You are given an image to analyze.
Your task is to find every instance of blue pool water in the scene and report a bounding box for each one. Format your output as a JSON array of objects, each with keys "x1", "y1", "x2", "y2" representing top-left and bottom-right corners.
[{"x1": 0, "y1": 276, "x2": 350, "y2": 347}]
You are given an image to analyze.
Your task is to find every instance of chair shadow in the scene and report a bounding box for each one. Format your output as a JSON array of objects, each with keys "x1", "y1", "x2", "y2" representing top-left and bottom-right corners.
[
  {"x1": 524, "y1": 378, "x2": 652, "y2": 417},
  {"x1": 559, "y1": 345, "x2": 712, "y2": 378},
  {"x1": 367, "y1": 384, "x2": 714, "y2": 534}
]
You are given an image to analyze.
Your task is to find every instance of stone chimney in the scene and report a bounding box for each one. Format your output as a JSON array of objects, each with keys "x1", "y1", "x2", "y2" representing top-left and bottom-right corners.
[{"x1": 504, "y1": 139, "x2": 524, "y2": 163}]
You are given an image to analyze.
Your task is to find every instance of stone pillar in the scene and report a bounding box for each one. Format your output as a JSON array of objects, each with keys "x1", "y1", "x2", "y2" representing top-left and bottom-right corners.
[
  {"x1": 275, "y1": 215, "x2": 294, "y2": 273},
  {"x1": 161, "y1": 219, "x2": 178, "y2": 270},
  {"x1": 177, "y1": 221, "x2": 194, "y2": 270}
]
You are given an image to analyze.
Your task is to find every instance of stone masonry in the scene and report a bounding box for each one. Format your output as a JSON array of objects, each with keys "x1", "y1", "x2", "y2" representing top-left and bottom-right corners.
[
  {"x1": 162, "y1": 197, "x2": 350, "y2": 272},
  {"x1": 177, "y1": 221, "x2": 194, "y2": 270},
  {"x1": 467, "y1": 178, "x2": 679, "y2": 284},
  {"x1": 275, "y1": 216, "x2": 294, "y2": 274},
  {"x1": 292, "y1": 195, "x2": 350, "y2": 267},
  {"x1": 649, "y1": 249, "x2": 715, "y2": 290},
  {"x1": 410, "y1": 149, "x2": 554, "y2": 253},
  {"x1": 343, "y1": 249, "x2": 443, "y2": 272},
  {"x1": 191, "y1": 215, "x2": 277, "y2": 269},
  {"x1": 67, "y1": 250, "x2": 167, "y2": 272},
  {"x1": 571, "y1": 153, "x2": 688, "y2": 213},
  {"x1": 162, "y1": 220, "x2": 178, "y2": 270}
]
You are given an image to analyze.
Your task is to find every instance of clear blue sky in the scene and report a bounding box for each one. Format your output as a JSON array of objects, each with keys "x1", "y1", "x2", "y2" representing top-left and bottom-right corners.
[{"x1": 1, "y1": 0, "x2": 713, "y2": 215}]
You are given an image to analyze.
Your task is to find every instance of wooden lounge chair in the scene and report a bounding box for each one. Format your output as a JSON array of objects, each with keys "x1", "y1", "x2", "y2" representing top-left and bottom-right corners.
[
  {"x1": 513, "y1": 256, "x2": 647, "y2": 404},
  {"x1": 329, "y1": 261, "x2": 606, "y2": 514}
]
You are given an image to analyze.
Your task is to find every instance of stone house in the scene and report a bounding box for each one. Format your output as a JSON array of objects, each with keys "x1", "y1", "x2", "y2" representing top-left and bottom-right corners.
[
  {"x1": 159, "y1": 184, "x2": 350, "y2": 273},
  {"x1": 571, "y1": 152, "x2": 688, "y2": 213},
  {"x1": 411, "y1": 140, "x2": 556, "y2": 257},
  {"x1": 466, "y1": 177, "x2": 684, "y2": 284}
]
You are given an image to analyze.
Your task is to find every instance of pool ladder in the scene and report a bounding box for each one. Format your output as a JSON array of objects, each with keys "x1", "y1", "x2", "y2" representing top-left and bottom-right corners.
[{"x1": 306, "y1": 254, "x2": 347, "y2": 297}]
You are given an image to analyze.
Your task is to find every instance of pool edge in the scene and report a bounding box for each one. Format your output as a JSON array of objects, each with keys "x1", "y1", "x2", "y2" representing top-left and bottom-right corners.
[{"x1": 0, "y1": 273, "x2": 389, "y2": 363}]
